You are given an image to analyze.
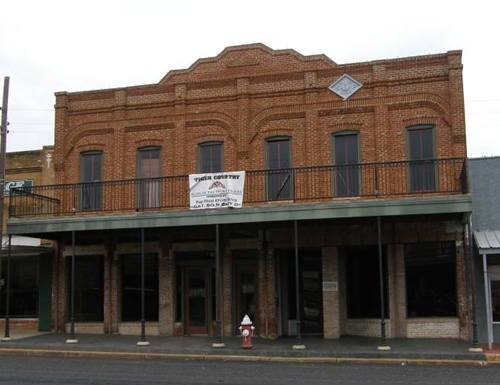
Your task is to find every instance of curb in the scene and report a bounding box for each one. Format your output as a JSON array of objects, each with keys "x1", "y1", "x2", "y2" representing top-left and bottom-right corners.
[{"x1": 0, "y1": 348, "x2": 491, "y2": 367}]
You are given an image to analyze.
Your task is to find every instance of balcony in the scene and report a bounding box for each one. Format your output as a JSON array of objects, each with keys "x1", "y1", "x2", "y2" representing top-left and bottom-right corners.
[{"x1": 8, "y1": 158, "x2": 468, "y2": 220}]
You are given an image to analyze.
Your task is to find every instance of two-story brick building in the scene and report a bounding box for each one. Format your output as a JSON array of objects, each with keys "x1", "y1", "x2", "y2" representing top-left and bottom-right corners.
[{"x1": 6, "y1": 44, "x2": 472, "y2": 344}]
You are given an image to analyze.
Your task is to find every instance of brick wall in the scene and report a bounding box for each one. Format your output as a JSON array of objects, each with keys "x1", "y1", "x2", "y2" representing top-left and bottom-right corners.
[{"x1": 52, "y1": 44, "x2": 466, "y2": 189}]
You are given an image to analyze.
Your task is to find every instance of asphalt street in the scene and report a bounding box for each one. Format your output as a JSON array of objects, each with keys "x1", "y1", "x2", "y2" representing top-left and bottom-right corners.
[{"x1": 0, "y1": 356, "x2": 498, "y2": 385}]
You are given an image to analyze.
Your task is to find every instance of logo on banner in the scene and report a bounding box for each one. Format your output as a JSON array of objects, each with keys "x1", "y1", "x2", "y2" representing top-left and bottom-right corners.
[{"x1": 189, "y1": 171, "x2": 245, "y2": 210}]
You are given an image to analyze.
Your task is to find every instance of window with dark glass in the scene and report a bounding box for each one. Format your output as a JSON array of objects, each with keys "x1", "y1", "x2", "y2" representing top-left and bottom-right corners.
[
  {"x1": 80, "y1": 151, "x2": 102, "y2": 211},
  {"x1": 345, "y1": 246, "x2": 388, "y2": 318},
  {"x1": 121, "y1": 253, "x2": 159, "y2": 322},
  {"x1": 198, "y1": 142, "x2": 223, "y2": 173},
  {"x1": 66, "y1": 255, "x2": 104, "y2": 322},
  {"x1": 491, "y1": 280, "x2": 500, "y2": 322},
  {"x1": 333, "y1": 133, "x2": 360, "y2": 196},
  {"x1": 0, "y1": 256, "x2": 38, "y2": 318},
  {"x1": 405, "y1": 242, "x2": 456, "y2": 317},
  {"x1": 137, "y1": 147, "x2": 161, "y2": 209},
  {"x1": 408, "y1": 126, "x2": 436, "y2": 192},
  {"x1": 266, "y1": 137, "x2": 292, "y2": 200}
]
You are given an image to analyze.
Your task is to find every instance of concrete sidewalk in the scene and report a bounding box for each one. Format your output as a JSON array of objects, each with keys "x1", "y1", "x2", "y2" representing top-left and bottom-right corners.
[{"x1": 0, "y1": 333, "x2": 494, "y2": 366}]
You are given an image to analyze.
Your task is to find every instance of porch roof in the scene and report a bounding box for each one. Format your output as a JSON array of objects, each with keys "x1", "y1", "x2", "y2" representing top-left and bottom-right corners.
[{"x1": 7, "y1": 194, "x2": 472, "y2": 237}]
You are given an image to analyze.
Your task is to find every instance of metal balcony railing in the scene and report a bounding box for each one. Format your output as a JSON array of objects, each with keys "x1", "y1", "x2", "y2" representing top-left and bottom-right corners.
[{"x1": 8, "y1": 158, "x2": 467, "y2": 218}]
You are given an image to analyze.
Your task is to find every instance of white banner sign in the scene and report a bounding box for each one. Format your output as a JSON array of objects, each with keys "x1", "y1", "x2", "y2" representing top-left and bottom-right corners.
[{"x1": 189, "y1": 171, "x2": 245, "y2": 210}]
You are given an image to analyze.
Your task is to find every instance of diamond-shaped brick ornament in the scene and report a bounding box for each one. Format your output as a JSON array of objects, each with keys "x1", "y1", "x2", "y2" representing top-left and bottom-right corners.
[{"x1": 328, "y1": 74, "x2": 362, "y2": 100}]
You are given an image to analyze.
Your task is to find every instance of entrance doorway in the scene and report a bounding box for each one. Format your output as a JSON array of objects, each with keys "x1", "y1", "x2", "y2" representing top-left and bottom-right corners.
[
  {"x1": 185, "y1": 267, "x2": 210, "y2": 335},
  {"x1": 278, "y1": 249, "x2": 323, "y2": 336},
  {"x1": 234, "y1": 262, "x2": 257, "y2": 331}
]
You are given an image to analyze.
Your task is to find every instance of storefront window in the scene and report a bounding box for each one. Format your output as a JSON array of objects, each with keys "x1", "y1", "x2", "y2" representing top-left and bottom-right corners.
[
  {"x1": 67, "y1": 255, "x2": 104, "y2": 322},
  {"x1": 345, "y1": 246, "x2": 388, "y2": 318},
  {"x1": 0, "y1": 256, "x2": 38, "y2": 318},
  {"x1": 491, "y1": 281, "x2": 500, "y2": 322},
  {"x1": 121, "y1": 253, "x2": 159, "y2": 322},
  {"x1": 405, "y1": 242, "x2": 456, "y2": 317}
]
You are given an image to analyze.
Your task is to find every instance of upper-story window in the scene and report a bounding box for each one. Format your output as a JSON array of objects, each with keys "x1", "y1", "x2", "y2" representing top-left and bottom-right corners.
[
  {"x1": 266, "y1": 137, "x2": 292, "y2": 201},
  {"x1": 137, "y1": 147, "x2": 161, "y2": 209},
  {"x1": 80, "y1": 151, "x2": 102, "y2": 211},
  {"x1": 407, "y1": 126, "x2": 436, "y2": 192},
  {"x1": 197, "y1": 142, "x2": 223, "y2": 173},
  {"x1": 332, "y1": 132, "x2": 359, "y2": 196}
]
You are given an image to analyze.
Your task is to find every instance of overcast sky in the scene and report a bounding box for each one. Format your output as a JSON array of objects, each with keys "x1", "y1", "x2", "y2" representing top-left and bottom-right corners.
[{"x1": 1, "y1": 0, "x2": 498, "y2": 157}]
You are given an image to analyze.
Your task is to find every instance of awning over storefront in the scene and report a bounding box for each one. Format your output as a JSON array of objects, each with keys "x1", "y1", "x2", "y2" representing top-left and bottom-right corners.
[{"x1": 474, "y1": 230, "x2": 500, "y2": 255}]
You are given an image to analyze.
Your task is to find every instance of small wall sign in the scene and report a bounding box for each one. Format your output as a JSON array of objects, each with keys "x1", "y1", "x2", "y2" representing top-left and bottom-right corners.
[{"x1": 322, "y1": 281, "x2": 338, "y2": 292}]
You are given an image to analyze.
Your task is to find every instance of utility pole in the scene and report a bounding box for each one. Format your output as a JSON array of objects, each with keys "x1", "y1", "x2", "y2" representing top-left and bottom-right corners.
[{"x1": 0, "y1": 77, "x2": 10, "y2": 297}]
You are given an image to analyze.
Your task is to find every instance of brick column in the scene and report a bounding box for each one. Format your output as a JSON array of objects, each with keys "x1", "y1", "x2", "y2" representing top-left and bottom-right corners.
[
  {"x1": 388, "y1": 244, "x2": 406, "y2": 338},
  {"x1": 456, "y1": 239, "x2": 471, "y2": 340},
  {"x1": 103, "y1": 246, "x2": 112, "y2": 335},
  {"x1": 222, "y1": 247, "x2": 232, "y2": 337},
  {"x1": 257, "y1": 246, "x2": 277, "y2": 338},
  {"x1": 159, "y1": 244, "x2": 174, "y2": 335},
  {"x1": 265, "y1": 248, "x2": 278, "y2": 338},
  {"x1": 322, "y1": 247, "x2": 340, "y2": 338}
]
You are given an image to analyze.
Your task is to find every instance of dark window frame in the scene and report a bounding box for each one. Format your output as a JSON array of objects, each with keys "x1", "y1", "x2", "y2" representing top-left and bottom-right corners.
[
  {"x1": 406, "y1": 125, "x2": 437, "y2": 192},
  {"x1": 136, "y1": 146, "x2": 162, "y2": 209},
  {"x1": 79, "y1": 151, "x2": 103, "y2": 211},
  {"x1": 265, "y1": 136, "x2": 293, "y2": 201},
  {"x1": 197, "y1": 141, "x2": 224, "y2": 173},
  {"x1": 331, "y1": 131, "x2": 361, "y2": 197}
]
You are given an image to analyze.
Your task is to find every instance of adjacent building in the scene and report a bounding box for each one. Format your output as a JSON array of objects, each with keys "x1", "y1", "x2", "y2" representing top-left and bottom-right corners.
[
  {"x1": 1, "y1": 146, "x2": 54, "y2": 333},
  {"x1": 469, "y1": 157, "x2": 500, "y2": 348},
  {"x1": 6, "y1": 44, "x2": 472, "y2": 340}
]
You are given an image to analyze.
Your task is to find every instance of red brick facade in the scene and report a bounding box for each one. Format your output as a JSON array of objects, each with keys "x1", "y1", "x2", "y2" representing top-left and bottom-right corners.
[{"x1": 53, "y1": 44, "x2": 466, "y2": 184}]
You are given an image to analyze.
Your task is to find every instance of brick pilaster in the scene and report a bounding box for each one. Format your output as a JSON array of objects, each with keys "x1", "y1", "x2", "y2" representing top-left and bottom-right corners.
[
  {"x1": 159, "y1": 244, "x2": 174, "y2": 335},
  {"x1": 388, "y1": 244, "x2": 406, "y2": 338},
  {"x1": 322, "y1": 246, "x2": 340, "y2": 338},
  {"x1": 456, "y1": 238, "x2": 471, "y2": 340}
]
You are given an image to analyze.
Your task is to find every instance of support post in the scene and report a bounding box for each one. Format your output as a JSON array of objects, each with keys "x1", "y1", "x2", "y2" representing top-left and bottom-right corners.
[
  {"x1": 137, "y1": 227, "x2": 149, "y2": 346},
  {"x1": 483, "y1": 254, "x2": 493, "y2": 350},
  {"x1": 0, "y1": 77, "x2": 11, "y2": 314},
  {"x1": 468, "y1": 220, "x2": 482, "y2": 352},
  {"x1": 66, "y1": 231, "x2": 78, "y2": 343},
  {"x1": 212, "y1": 224, "x2": 225, "y2": 348},
  {"x1": 1, "y1": 235, "x2": 12, "y2": 341},
  {"x1": 377, "y1": 216, "x2": 390, "y2": 351},
  {"x1": 292, "y1": 220, "x2": 305, "y2": 350}
]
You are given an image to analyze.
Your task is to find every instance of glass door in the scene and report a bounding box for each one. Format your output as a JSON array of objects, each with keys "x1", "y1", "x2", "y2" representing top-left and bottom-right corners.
[{"x1": 185, "y1": 268, "x2": 209, "y2": 335}]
